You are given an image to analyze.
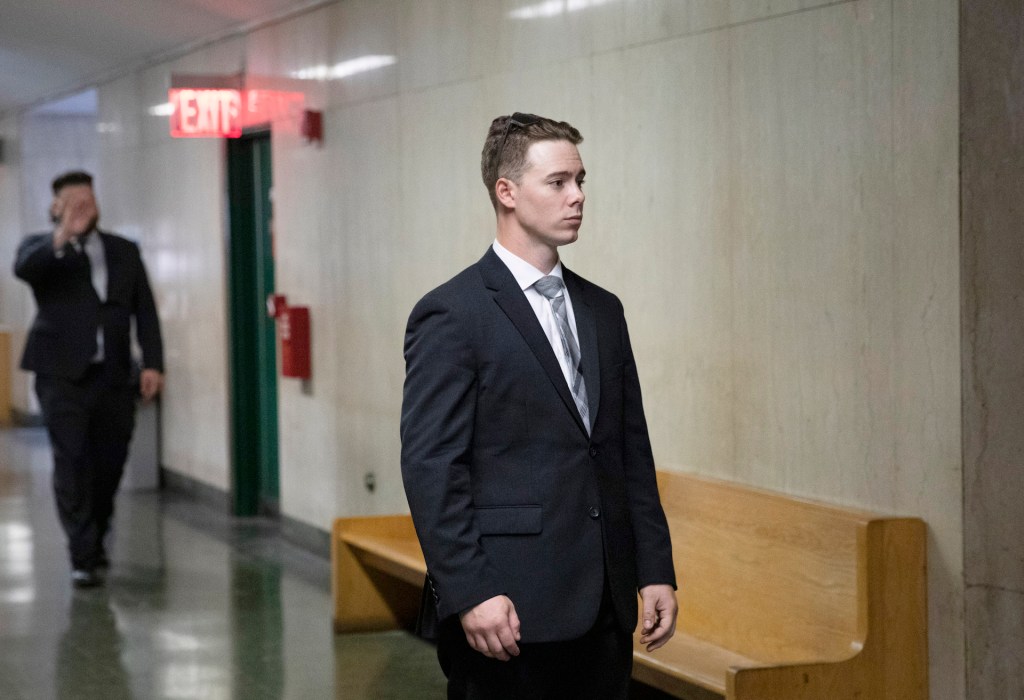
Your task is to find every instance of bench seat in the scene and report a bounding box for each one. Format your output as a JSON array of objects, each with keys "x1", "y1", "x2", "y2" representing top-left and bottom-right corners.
[
  {"x1": 332, "y1": 515, "x2": 426, "y2": 633},
  {"x1": 340, "y1": 530, "x2": 426, "y2": 587},
  {"x1": 633, "y1": 633, "x2": 760, "y2": 698},
  {"x1": 332, "y1": 471, "x2": 928, "y2": 699}
]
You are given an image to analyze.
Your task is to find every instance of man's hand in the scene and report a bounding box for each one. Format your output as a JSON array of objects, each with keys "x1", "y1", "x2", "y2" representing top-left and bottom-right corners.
[
  {"x1": 139, "y1": 369, "x2": 164, "y2": 402},
  {"x1": 638, "y1": 584, "x2": 678, "y2": 651},
  {"x1": 459, "y1": 595, "x2": 521, "y2": 661},
  {"x1": 51, "y1": 187, "x2": 98, "y2": 250}
]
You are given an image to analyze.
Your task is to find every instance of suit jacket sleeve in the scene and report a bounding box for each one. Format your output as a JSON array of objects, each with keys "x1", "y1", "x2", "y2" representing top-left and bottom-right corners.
[
  {"x1": 619, "y1": 309, "x2": 677, "y2": 590},
  {"x1": 129, "y1": 242, "x2": 164, "y2": 372},
  {"x1": 400, "y1": 292, "x2": 505, "y2": 621},
  {"x1": 13, "y1": 234, "x2": 76, "y2": 284}
]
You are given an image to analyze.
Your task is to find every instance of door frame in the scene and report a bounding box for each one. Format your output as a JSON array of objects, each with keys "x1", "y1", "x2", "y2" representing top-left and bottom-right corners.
[{"x1": 225, "y1": 130, "x2": 280, "y2": 517}]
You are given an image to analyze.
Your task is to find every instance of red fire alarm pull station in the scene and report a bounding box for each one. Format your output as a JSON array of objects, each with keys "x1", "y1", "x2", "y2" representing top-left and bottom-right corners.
[
  {"x1": 301, "y1": 109, "x2": 324, "y2": 145},
  {"x1": 267, "y1": 293, "x2": 288, "y2": 319},
  {"x1": 279, "y1": 305, "x2": 311, "y2": 379}
]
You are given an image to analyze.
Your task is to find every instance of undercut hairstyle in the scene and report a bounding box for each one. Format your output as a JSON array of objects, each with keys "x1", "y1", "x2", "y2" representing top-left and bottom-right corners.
[
  {"x1": 480, "y1": 114, "x2": 583, "y2": 210},
  {"x1": 51, "y1": 170, "x2": 94, "y2": 195}
]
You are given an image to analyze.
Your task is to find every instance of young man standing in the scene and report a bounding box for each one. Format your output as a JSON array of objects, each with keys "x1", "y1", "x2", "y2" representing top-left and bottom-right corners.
[{"x1": 401, "y1": 114, "x2": 677, "y2": 698}]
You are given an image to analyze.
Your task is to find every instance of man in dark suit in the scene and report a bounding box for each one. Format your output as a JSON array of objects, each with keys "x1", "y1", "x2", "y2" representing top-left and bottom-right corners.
[
  {"x1": 14, "y1": 170, "x2": 164, "y2": 589},
  {"x1": 401, "y1": 114, "x2": 677, "y2": 698}
]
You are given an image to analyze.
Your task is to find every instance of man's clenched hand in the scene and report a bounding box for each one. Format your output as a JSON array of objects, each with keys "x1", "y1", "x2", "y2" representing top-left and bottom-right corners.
[{"x1": 459, "y1": 595, "x2": 521, "y2": 661}]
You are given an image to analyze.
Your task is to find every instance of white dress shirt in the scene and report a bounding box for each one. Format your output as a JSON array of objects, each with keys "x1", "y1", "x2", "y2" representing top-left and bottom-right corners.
[
  {"x1": 82, "y1": 230, "x2": 107, "y2": 303},
  {"x1": 492, "y1": 239, "x2": 581, "y2": 391},
  {"x1": 83, "y1": 230, "x2": 107, "y2": 362}
]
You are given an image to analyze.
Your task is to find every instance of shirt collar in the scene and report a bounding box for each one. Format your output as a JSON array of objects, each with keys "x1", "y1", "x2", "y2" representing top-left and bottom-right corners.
[
  {"x1": 492, "y1": 239, "x2": 563, "y2": 292},
  {"x1": 83, "y1": 228, "x2": 103, "y2": 250}
]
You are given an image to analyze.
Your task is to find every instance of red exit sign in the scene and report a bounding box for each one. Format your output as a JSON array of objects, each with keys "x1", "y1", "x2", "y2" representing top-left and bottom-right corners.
[
  {"x1": 169, "y1": 88, "x2": 242, "y2": 138},
  {"x1": 168, "y1": 86, "x2": 306, "y2": 138}
]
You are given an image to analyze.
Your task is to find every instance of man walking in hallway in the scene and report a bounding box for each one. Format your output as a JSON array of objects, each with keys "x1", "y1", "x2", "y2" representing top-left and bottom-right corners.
[
  {"x1": 401, "y1": 113, "x2": 677, "y2": 699},
  {"x1": 14, "y1": 170, "x2": 164, "y2": 588}
]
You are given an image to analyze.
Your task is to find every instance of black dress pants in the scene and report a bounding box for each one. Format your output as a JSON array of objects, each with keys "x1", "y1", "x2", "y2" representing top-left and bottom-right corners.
[
  {"x1": 437, "y1": 587, "x2": 633, "y2": 700},
  {"x1": 35, "y1": 365, "x2": 136, "y2": 570}
]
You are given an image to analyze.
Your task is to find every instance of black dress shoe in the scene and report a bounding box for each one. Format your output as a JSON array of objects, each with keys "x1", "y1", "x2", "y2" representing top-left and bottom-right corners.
[{"x1": 71, "y1": 569, "x2": 103, "y2": 589}]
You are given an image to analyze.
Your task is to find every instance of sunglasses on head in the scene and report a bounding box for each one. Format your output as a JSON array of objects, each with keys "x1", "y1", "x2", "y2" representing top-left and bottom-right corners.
[{"x1": 497, "y1": 112, "x2": 542, "y2": 160}]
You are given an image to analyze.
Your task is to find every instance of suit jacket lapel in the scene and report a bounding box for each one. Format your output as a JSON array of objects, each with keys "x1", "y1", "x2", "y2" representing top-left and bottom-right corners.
[
  {"x1": 478, "y1": 248, "x2": 590, "y2": 437},
  {"x1": 563, "y1": 267, "x2": 600, "y2": 428}
]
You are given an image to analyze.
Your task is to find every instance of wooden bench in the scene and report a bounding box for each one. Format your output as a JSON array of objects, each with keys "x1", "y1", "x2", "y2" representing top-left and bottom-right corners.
[
  {"x1": 633, "y1": 472, "x2": 928, "y2": 699},
  {"x1": 332, "y1": 471, "x2": 928, "y2": 700},
  {"x1": 332, "y1": 514, "x2": 426, "y2": 633}
]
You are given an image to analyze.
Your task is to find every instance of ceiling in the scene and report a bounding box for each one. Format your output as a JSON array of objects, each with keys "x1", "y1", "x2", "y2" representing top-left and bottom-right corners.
[{"x1": 0, "y1": 0, "x2": 327, "y2": 118}]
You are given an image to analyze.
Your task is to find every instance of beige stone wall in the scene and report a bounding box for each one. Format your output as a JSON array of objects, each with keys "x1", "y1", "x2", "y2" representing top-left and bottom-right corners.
[
  {"x1": 0, "y1": 116, "x2": 26, "y2": 414},
  {"x1": 1, "y1": 112, "x2": 99, "y2": 416},
  {"x1": 93, "y1": 41, "x2": 246, "y2": 493}
]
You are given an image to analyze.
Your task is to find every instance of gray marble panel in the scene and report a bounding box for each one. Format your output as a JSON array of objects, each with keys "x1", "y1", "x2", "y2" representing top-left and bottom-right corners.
[{"x1": 965, "y1": 586, "x2": 1024, "y2": 700}]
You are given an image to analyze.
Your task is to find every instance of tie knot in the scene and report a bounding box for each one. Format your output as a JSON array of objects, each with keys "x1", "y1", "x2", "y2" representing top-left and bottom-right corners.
[{"x1": 533, "y1": 275, "x2": 564, "y2": 300}]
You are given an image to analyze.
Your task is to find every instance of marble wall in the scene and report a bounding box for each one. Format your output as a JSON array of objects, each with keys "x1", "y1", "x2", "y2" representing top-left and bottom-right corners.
[
  {"x1": 1, "y1": 113, "x2": 99, "y2": 414},
  {"x1": 0, "y1": 116, "x2": 26, "y2": 410},
  {"x1": 1, "y1": 0, "x2": 967, "y2": 695},
  {"x1": 93, "y1": 41, "x2": 248, "y2": 492}
]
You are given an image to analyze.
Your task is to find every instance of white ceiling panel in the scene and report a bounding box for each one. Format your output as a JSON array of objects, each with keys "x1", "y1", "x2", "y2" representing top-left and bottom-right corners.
[{"x1": 0, "y1": 0, "x2": 328, "y2": 116}]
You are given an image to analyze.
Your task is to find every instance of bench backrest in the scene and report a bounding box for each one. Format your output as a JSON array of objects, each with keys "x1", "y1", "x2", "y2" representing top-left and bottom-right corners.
[{"x1": 656, "y1": 471, "x2": 873, "y2": 664}]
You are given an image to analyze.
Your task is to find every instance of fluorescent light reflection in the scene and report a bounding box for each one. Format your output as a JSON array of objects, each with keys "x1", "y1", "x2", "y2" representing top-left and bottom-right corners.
[
  {"x1": 290, "y1": 54, "x2": 396, "y2": 81},
  {"x1": 161, "y1": 663, "x2": 230, "y2": 699},
  {"x1": 157, "y1": 629, "x2": 207, "y2": 652},
  {"x1": 0, "y1": 522, "x2": 31, "y2": 542},
  {"x1": 0, "y1": 523, "x2": 33, "y2": 577},
  {"x1": 510, "y1": 0, "x2": 618, "y2": 20},
  {"x1": 149, "y1": 102, "x2": 175, "y2": 116},
  {"x1": 0, "y1": 587, "x2": 35, "y2": 604}
]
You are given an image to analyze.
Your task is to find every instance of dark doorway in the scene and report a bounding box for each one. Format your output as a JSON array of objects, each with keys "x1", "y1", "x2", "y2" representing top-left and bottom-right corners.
[{"x1": 226, "y1": 131, "x2": 280, "y2": 516}]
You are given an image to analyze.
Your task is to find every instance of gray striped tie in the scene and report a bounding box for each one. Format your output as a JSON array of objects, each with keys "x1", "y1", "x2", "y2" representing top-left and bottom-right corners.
[{"x1": 534, "y1": 276, "x2": 590, "y2": 434}]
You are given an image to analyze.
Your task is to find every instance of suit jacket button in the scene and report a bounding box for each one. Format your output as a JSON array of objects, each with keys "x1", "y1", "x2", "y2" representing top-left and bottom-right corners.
[
  {"x1": 589, "y1": 507, "x2": 600, "y2": 519},
  {"x1": 589, "y1": 446, "x2": 598, "y2": 458}
]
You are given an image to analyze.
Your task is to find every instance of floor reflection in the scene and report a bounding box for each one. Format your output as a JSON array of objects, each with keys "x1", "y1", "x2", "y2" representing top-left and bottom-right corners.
[
  {"x1": 230, "y1": 561, "x2": 284, "y2": 699},
  {"x1": 334, "y1": 630, "x2": 448, "y2": 699},
  {"x1": 57, "y1": 593, "x2": 132, "y2": 699}
]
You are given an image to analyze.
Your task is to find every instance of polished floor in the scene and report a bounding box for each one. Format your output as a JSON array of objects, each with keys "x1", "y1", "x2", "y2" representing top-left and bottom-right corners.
[
  {"x1": 0, "y1": 427, "x2": 447, "y2": 699},
  {"x1": 0, "y1": 427, "x2": 676, "y2": 699}
]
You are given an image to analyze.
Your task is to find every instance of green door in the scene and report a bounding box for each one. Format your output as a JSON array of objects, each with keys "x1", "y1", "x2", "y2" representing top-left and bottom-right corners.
[{"x1": 227, "y1": 132, "x2": 280, "y2": 516}]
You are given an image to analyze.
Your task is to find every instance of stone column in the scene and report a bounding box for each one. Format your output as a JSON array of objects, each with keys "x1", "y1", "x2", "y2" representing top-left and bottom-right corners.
[{"x1": 960, "y1": 1, "x2": 1024, "y2": 697}]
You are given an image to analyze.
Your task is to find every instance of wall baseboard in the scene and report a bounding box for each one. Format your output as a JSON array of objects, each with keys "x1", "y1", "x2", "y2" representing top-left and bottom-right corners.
[
  {"x1": 160, "y1": 467, "x2": 231, "y2": 512},
  {"x1": 281, "y1": 513, "x2": 330, "y2": 559},
  {"x1": 160, "y1": 467, "x2": 330, "y2": 559}
]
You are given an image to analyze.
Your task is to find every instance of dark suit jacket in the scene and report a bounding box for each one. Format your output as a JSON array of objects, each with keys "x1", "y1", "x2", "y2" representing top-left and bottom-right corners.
[
  {"x1": 14, "y1": 230, "x2": 164, "y2": 384},
  {"x1": 401, "y1": 247, "x2": 675, "y2": 644}
]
